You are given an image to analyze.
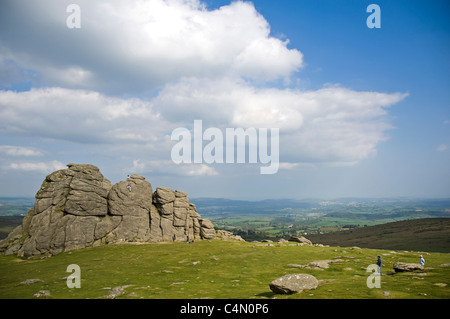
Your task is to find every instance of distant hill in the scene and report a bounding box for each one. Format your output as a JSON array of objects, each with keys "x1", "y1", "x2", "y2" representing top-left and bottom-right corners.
[
  {"x1": 307, "y1": 218, "x2": 450, "y2": 253},
  {"x1": 0, "y1": 216, "x2": 23, "y2": 240}
]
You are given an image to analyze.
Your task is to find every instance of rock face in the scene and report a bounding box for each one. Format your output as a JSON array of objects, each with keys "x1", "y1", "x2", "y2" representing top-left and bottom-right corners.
[
  {"x1": 393, "y1": 262, "x2": 425, "y2": 272},
  {"x1": 0, "y1": 164, "x2": 216, "y2": 258},
  {"x1": 152, "y1": 187, "x2": 208, "y2": 242},
  {"x1": 269, "y1": 274, "x2": 319, "y2": 294}
]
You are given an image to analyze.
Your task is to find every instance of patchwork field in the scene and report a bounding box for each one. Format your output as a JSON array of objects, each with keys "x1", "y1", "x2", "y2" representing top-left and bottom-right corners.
[{"x1": 308, "y1": 218, "x2": 450, "y2": 253}]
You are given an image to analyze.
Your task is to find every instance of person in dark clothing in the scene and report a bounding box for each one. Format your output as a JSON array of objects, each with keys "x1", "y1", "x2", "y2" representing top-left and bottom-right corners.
[{"x1": 376, "y1": 256, "x2": 382, "y2": 275}]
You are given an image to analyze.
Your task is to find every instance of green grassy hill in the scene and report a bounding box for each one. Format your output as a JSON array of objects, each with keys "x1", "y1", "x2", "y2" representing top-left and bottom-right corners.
[
  {"x1": 307, "y1": 218, "x2": 450, "y2": 253},
  {"x1": 0, "y1": 240, "x2": 449, "y2": 299}
]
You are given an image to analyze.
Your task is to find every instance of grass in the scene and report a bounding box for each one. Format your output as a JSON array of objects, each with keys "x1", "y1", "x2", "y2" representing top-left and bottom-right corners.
[{"x1": 0, "y1": 240, "x2": 449, "y2": 299}]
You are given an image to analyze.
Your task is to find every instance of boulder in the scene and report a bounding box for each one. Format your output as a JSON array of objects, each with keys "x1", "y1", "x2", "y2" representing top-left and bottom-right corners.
[
  {"x1": 393, "y1": 262, "x2": 424, "y2": 272},
  {"x1": 3, "y1": 164, "x2": 114, "y2": 257},
  {"x1": 269, "y1": 274, "x2": 319, "y2": 294},
  {"x1": 192, "y1": 216, "x2": 202, "y2": 240},
  {"x1": 199, "y1": 218, "x2": 216, "y2": 239},
  {"x1": 154, "y1": 187, "x2": 175, "y2": 204},
  {"x1": 108, "y1": 175, "x2": 152, "y2": 216},
  {"x1": 175, "y1": 190, "x2": 188, "y2": 198},
  {"x1": 63, "y1": 164, "x2": 112, "y2": 216},
  {"x1": 107, "y1": 175, "x2": 153, "y2": 242}
]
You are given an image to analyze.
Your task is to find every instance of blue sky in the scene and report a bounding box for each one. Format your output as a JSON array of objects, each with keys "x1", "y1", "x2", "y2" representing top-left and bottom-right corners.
[{"x1": 0, "y1": 0, "x2": 449, "y2": 199}]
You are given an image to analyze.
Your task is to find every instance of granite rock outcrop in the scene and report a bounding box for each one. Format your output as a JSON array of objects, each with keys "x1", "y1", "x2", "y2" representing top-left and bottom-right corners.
[{"x1": 0, "y1": 164, "x2": 216, "y2": 258}]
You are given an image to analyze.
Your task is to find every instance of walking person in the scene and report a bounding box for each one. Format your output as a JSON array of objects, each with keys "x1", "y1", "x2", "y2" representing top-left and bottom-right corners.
[
  {"x1": 419, "y1": 255, "x2": 425, "y2": 266},
  {"x1": 376, "y1": 256, "x2": 382, "y2": 275}
]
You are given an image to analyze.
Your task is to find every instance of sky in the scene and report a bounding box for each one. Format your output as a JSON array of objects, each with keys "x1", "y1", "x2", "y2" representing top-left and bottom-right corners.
[{"x1": 0, "y1": 0, "x2": 449, "y2": 200}]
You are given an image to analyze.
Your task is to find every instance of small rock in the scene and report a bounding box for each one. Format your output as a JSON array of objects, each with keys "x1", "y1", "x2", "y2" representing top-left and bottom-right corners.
[
  {"x1": 170, "y1": 282, "x2": 185, "y2": 286},
  {"x1": 288, "y1": 259, "x2": 342, "y2": 270},
  {"x1": 105, "y1": 285, "x2": 132, "y2": 299},
  {"x1": 287, "y1": 264, "x2": 304, "y2": 268},
  {"x1": 18, "y1": 279, "x2": 43, "y2": 286},
  {"x1": 33, "y1": 290, "x2": 51, "y2": 298},
  {"x1": 307, "y1": 260, "x2": 333, "y2": 269}
]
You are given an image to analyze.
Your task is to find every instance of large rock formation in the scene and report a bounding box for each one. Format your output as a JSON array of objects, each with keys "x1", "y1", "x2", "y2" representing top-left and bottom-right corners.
[{"x1": 0, "y1": 164, "x2": 216, "y2": 258}]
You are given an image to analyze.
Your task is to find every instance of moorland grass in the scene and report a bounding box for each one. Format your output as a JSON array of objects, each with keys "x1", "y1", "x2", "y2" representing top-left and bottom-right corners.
[{"x1": 0, "y1": 240, "x2": 449, "y2": 299}]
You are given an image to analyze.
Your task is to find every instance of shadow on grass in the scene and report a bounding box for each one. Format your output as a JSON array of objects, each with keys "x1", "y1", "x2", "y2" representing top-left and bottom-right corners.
[{"x1": 255, "y1": 291, "x2": 276, "y2": 298}]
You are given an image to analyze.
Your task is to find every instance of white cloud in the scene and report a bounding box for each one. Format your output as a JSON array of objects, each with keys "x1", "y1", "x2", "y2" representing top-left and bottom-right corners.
[
  {"x1": 0, "y1": 81, "x2": 407, "y2": 168},
  {"x1": 0, "y1": 87, "x2": 167, "y2": 144},
  {"x1": 127, "y1": 159, "x2": 218, "y2": 176},
  {"x1": 278, "y1": 162, "x2": 315, "y2": 170},
  {"x1": 0, "y1": 0, "x2": 409, "y2": 176},
  {"x1": 45, "y1": 66, "x2": 94, "y2": 87},
  {"x1": 185, "y1": 164, "x2": 219, "y2": 176},
  {"x1": 0, "y1": 0, "x2": 303, "y2": 94},
  {"x1": 437, "y1": 144, "x2": 448, "y2": 152},
  {"x1": 10, "y1": 160, "x2": 66, "y2": 173},
  {"x1": 0, "y1": 145, "x2": 44, "y2": 157},
  {"x1": 155, "y1": 78, "x2": 408, "y2": 164}
]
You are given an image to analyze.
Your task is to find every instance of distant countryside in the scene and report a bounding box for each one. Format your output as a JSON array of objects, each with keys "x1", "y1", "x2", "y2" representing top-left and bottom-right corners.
[
  {"x1": 193, "y1": 198, "x2": 449, "y2": 237},
  {"x1": 193, "y1": 197, "x2": 450, "y2": 252},
  {"x1": 1, "y1": 197, "x2": 449, "y2": 253}
]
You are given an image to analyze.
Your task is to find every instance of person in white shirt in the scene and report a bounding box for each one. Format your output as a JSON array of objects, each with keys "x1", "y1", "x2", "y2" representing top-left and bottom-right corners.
[{"x1": 419, "y1": 255, "x2": 425, "y2": 266}]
